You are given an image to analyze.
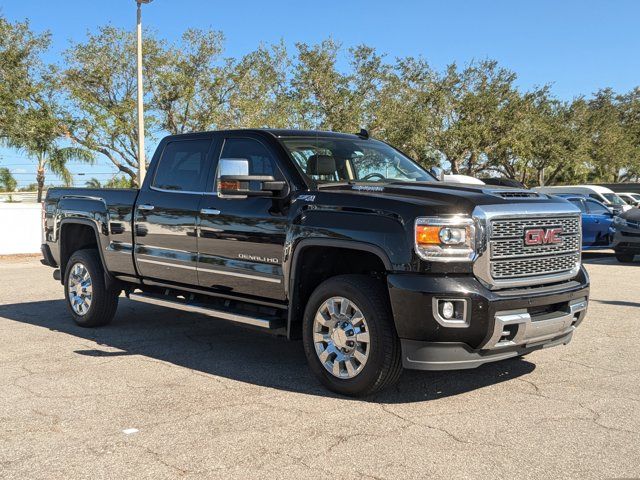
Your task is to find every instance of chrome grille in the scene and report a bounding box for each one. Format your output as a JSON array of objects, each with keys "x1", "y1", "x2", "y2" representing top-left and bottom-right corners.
[
  {"x1": 491, "y1": 235, "x2": 581, "y2": 259},
  {"x1": 488, "y1": 215, "x2": 581, "y2": 283},
  {"x1": 491, "y1": 253, "x2": 580, "y2": 279},
  {"x1": 491, "y1": 216, "x2": 580, "y2": 238}
]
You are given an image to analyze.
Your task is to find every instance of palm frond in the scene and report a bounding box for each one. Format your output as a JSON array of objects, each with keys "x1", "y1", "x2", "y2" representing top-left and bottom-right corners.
[
  {"x1": 48, "y1": 157, "x2": 73, "y2": 186},
  {"x1": 52, "y1": 146, "x2": 95, "y2": 164},
  {"x1": 85, "y1": 178, "x2": 102, "y2": 188},
  {"x1": 48, "y1": 146, "x2": 95, "y2": 187}
]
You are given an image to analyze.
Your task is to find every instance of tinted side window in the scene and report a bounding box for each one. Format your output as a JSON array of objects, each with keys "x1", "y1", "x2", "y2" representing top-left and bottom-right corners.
[
  {"x1": 220, "y1": 138, "x2": 276, "y2": 176},
  {"x1": 153, "y1": 139, "x2": 212, "y2": 191},
  {"x1": 586, "y1": 200, "x2": 610, "y2": 215},
  {"x1": 570, "y1": 199, "x2": 586, "y2": 213}
]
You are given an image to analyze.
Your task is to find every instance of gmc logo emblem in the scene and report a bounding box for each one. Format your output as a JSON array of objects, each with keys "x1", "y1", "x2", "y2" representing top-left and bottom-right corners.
[{"x1": 524, "y1": 228, "x2": 563, "y2": 246}]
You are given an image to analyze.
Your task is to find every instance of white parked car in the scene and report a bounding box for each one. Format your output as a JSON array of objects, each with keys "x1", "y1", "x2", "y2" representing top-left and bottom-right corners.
[
  {"x1": 617, "y1": 192, "x2": 640, "y2": 207},
  {"x1": 533, "y1": 185, "x2": 632, "y2": 214}
]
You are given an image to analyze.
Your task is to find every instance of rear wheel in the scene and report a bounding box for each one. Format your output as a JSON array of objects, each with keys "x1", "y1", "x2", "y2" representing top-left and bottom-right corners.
[
  {"x1": 64, "y1": 249, "x2": 119, "y2": 327},
  {"x1": 302, "y1": 275, "x2": 402, "y2": 397},
  {"x1": 615, "y1": 251, "x2": 636, "y2": 263}
]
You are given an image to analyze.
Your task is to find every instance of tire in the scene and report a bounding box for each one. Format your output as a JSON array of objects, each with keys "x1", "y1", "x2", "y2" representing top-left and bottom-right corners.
[
  {"x1": 64, "y1": 249, "x2": 119, "y2": 327},
  {"x1": 615, "y1": 251, "x2": 635, "y2": 263},
  {"x1": 302, "y1": 275, "x2": 402, "y2": 397}
]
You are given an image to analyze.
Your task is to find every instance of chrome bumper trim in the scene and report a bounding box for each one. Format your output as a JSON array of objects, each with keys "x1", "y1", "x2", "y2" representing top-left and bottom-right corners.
[{"x1": 485, "y1": 297, "x2": 588, "y2": 350}]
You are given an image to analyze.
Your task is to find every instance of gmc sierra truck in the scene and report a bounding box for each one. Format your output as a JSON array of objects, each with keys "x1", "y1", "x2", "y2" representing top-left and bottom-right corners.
[{"x1": 41, "y1": 129, "x2": 589, "y2": 396}]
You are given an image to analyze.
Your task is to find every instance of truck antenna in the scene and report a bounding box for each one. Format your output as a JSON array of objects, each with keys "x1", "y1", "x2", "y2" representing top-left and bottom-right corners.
[{"x1": 357, "y1": 128, "x2": 369, "y2": 139}]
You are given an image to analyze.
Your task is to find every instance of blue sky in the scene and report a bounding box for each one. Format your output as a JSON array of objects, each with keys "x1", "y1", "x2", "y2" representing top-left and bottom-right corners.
[{"x1": 2, "y1": 0, "x2": 639, "y2": 187}]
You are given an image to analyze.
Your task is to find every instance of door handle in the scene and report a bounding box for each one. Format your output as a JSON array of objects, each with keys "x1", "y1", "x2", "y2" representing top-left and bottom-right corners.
[
  {"x1": 200, "y1": 208, "x2": 221, "y2": 216},
  {"x1": 138, "y1": 204, "x2": 155, "y2": 211}
]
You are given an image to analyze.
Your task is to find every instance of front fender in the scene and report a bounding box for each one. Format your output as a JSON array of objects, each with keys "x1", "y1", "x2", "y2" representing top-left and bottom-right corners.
[{"x1": 283, "y1": 207, "x2": 412, "y2": 295}]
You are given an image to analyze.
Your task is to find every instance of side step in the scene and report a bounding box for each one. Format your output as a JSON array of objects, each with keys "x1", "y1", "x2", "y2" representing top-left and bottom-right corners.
[{"x1": 128, "y1": 292, "x2": 284, "y2": 329}]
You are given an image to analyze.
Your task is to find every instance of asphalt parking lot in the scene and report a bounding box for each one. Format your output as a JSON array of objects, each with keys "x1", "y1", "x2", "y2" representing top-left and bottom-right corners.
[{"x1": 1, "y1": 254, "x2": 639, "y2": 479}]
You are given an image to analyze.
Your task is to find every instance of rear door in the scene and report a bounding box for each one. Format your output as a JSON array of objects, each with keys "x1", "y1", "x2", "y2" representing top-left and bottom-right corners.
[
  {"x1": 134, "y1": 137, "x2": 215, "y2": 285},
  {"x1": 196, "y1": 134, "x2": 288, "y2": 300}
]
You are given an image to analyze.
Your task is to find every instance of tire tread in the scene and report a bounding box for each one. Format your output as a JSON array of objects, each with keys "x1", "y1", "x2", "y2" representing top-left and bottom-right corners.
[
  {"x1": 64, "y1": 249, "x2": 119, "y2": 327},
  {"x1": 303, "y1": 274, "x2": 402, "y2": 396}
]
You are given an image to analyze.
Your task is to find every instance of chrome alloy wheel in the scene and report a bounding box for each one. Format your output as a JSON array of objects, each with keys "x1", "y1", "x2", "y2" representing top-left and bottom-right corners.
[
  {"x1": 313, "y1": 297, "x2": 370, "y2": 379},
  {"x1": 67, "y1": 262, "x2": 93, "y2": 316}
]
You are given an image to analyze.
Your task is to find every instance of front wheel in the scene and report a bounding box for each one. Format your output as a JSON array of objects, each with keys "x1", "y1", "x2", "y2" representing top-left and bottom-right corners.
[
  {"x1": 302, "y1": 275, "x2": 402, "y2": 397},
  {"x1": 64, "y1": 249, "x2": 119, "y2": 327}
]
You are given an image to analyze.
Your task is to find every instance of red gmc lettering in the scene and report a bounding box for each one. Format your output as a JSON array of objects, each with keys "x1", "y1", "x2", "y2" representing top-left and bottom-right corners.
[{"x1": 524, "y1": 228, "x2": 563, "y2": 246}]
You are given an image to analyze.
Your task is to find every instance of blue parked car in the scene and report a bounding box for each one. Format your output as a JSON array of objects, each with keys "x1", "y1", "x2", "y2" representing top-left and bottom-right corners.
[{"x1": 555, "y1": 194, "x2": 614, "y2": 249}]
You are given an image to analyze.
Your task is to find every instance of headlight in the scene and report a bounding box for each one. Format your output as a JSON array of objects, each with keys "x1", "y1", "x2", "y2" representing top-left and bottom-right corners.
[
  {"x1": 613, "y1": 216, "x2": 627, "y2": 227},
  {"x1": 415, "y1": 216, "x2": 476, "y2": 262}
]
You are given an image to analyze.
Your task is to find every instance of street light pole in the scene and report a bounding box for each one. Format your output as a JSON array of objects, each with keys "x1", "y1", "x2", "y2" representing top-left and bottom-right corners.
[{"x1": 135, "y1": 0, "x2": 151, "y2": 185}]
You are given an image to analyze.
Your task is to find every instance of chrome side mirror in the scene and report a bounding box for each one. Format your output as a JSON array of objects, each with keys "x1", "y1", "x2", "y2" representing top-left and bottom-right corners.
[
  {"x1": 218, "y1": 158, "x2": 250, "y2": 177},
  {"x1": 216, "y1": 158, "x2": 287, "y2": 198}
]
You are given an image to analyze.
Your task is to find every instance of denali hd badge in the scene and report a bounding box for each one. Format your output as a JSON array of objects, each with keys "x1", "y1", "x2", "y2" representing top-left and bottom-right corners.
[{"x1": 524, "y1": 227, "x2": 563, "y2": 246}]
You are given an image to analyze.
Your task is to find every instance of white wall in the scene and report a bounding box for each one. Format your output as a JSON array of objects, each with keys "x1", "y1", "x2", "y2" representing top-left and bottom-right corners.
[{"x1": 0, "y1": 203, "x2": 42, "y2": 255}]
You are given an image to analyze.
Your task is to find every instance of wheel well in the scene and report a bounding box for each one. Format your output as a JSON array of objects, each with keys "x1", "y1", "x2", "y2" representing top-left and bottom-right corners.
[
  {"x1": 60, "y1": 223, "x2": 99, "y2": 277},
  {"x1": 288, "y1": 246, "x2": 388, "y2": 338}
]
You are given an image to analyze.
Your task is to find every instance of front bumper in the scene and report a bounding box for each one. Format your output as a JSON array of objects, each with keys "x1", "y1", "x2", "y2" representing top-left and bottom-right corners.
[
  {"x1": 612, "y1": 226, "x2": 640, "y2": 253},
  {"x1": 387, "y1": 267, "x2": 589, "y2": 371}
]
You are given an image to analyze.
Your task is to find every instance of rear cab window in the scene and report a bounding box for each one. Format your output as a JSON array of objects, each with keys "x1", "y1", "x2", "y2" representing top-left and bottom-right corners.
[{"x1": 152, "y1": 139, "x2": 212, "y2": 192}]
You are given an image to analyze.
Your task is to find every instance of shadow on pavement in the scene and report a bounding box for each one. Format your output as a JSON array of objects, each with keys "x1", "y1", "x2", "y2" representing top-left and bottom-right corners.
[
  {"x1": 582, "y1": 250, "x2": 640, "y2": 266},
  {"x1": 591, "y1": 299, "x2": 640, "y2": 308},
  {"x1": 0, "y1": 297, "x2": 535, "y2": 404}
]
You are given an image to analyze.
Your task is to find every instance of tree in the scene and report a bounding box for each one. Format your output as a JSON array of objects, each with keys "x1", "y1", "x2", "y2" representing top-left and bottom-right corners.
[
  {"x1": 85, "y1": 176, "x2": 133, "y2": 188},
  {"x1": 0, "y1": 167, "x2": 17, "y2": 192},
  {"x1": 105, "y1": 176, "x2": 134, "y2": 188},
  {"x1": 615, "y1": 87, "x2": 640, "y2": 181},
  {"x1": 152, "y1": 29, "x2": 229, "y2": 134},
  {"x1": 583, "y1": 89, "x2": 634, "y2": 183},
  {"x1": 223, "y1": 42, "x2": 294, "y2": 129},
  {"x1": 291, "y1": 39, "x2": 360, "y2": 131},
  {"x1": 370, "y1": 56, "x2": 441, "y2": 166},
  {"x1": 85, "y1": 178, "x2": 101, "y2": 188},
  {"x1": 0, "y1": 16, "x2": 51, "y2": 139},
  {"x1": 19, "y1": 183, "x2": 38, "y2": 192},
  {"x1": 6, "y1": 86, "x2": 94, "y2": 202},
  {"x1": 60, "y1": 26, "x2": 164, "y2": 186}
]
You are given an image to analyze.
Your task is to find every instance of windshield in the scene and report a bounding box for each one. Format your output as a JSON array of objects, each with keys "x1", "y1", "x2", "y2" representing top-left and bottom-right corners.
[
  {"x1": 603, "y1": 193, "x2": 628, "y2": 205},
  {"x1": 280, "y1": 137, "x2": 435, "y2": 184}
]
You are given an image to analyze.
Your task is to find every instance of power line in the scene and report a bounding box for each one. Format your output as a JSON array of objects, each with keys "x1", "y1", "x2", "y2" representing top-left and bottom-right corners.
[{"x1": 6, "y1": 172, "x2": 119, "y2": 175}]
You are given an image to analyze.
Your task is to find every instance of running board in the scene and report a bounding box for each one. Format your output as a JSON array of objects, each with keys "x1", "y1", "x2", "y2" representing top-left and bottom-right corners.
[{"x1": 128, "y1": 292, "x2": 284, "y2": 329}]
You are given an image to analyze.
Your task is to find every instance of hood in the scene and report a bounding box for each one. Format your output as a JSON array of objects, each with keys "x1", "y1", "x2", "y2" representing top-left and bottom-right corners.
[
  {"x1": 621, "y1": 207, "x2": 640, "y2": 222},
  {"x1": 317, "y1": 181, "x2": 555, "y2": 212}
]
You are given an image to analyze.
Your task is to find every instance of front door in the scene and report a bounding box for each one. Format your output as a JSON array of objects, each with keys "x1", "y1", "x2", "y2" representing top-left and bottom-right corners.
[
  {"x1": 197, "y1": 135, "x2": 288, "y2": 300},
  {"x1": 584, "y1": 199, "x2": 613, "y2": 246},
  {"x1": 134, "y1": 137, "x2": 214, "y2": 285}
]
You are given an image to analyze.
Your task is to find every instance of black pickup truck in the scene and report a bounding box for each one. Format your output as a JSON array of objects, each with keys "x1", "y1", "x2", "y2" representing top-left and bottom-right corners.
[{"x1": 42, "y1": 129, "x2": 589, "y2": 396}]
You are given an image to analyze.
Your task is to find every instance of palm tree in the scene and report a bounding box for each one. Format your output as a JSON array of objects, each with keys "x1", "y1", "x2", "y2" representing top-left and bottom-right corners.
[
  {"x1": 32, "y1": 145, "x2": 93, "y2": 201},
  {"x1": 5, "y1": 102, "x2": 94, "y2": 202},
  {"x1": 0, "y1": 167, "x2": 17, "y2": 192},
  {"x1": 85, "y1": 178, "x2": 102, "y2": 188}
]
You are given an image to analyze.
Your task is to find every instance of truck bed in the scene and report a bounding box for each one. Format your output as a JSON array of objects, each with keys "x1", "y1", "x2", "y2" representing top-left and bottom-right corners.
[{"x1": 44, "y1": 187, "x2": 140, "y2": 277}]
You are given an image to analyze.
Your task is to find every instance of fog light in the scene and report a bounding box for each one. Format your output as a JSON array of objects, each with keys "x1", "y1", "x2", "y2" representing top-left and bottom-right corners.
[
  {"x1": 442, "y1": 301, "x2": 455, "y2": 319},
  {"x1": 433, "y1": 298, "x2": 469, "y2": 327}
]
